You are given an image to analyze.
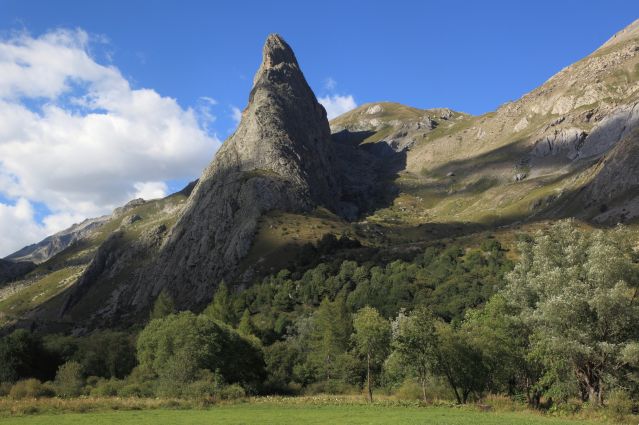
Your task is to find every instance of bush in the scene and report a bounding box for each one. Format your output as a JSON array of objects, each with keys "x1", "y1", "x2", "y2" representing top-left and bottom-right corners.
[
  {"x1": 9, "y1": 378, "x2": 55, "y2": 399},
  {"x1": 54, "y1": 361, "x2": 84, "y2": 397},
  {"x1": 394, "y1": 379, "x2": 422, "y2": 401},
  {"x1": 117, "y1": 383, "x2": 154, "y2": 398},
  {"x1": 549, "y1": 398, "x2": 582, "y2": 415},
  {"x1": 90, "y1": 378, "x2": 125, "y2": 397},
  {"x1": 218, "y1": 383, "x2": 246, "y2": 400},
  {"x1": 607, "y1": 389, "x2": 633, "y2": 422},
  {"x1": 0, "y1": 382, "x2": 12, "y2": 396},
  {"x1": 184, "y1": 379, "x2": 219, "y2": 400},
  {"x1": 137, "y1": 312, "x2": 265, "y2": 388}
]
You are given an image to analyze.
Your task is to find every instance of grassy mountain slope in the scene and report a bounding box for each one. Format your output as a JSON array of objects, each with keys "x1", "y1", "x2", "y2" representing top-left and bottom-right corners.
[{"x1": 3, "y1": 21, "x2": 639, "y2": 331}]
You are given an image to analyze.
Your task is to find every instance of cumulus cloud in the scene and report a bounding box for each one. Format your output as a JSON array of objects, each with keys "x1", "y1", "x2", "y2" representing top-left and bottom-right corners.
[
  {"x1": 0, "y1": 29, "x2": 221, "y2": 256},
  {"x1": 133, "y1": 181, "x2": 168, "y2": 200},
  {"x1": 0, "y1": 199, "x2": 57, "y2": 256},
  {"x1": 318, "y1": 94, "x2": 357, "y2": 120}
]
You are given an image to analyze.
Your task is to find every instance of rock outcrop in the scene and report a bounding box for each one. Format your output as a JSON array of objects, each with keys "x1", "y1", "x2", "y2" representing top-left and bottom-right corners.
[
  {"x1": 11, "y1": 20, "x2": 639, "y2": 330},
  {"x1": 60, "y1": 34, "x2": 365, "y2": 319},
  {"x1": 580, "y1": 128, "x2": 639, "y2": 222}
]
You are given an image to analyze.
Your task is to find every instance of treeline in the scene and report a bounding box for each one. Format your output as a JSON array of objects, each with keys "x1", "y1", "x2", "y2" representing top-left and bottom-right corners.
[{"x1": 1, "y1": 221, "x2": 638, "y2": 413}]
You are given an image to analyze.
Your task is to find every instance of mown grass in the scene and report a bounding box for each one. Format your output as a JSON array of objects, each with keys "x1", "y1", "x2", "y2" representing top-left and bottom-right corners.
[{"x1": 0, "y1": 397, "x2": 615, "y2": 425}]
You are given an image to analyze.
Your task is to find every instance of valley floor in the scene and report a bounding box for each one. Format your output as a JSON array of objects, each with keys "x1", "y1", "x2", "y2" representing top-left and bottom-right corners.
[{"x1": 0, "y1": 402, "x2": 614, "y2": 425}]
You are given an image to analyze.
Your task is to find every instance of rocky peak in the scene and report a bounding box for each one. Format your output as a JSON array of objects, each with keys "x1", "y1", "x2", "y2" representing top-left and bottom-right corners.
[
  {"x1": 92, "y1": 34, "x2": 344, "y2": 314},
  {"x1": 254, "y1": 33, "x2": 299, "y2": 79}
]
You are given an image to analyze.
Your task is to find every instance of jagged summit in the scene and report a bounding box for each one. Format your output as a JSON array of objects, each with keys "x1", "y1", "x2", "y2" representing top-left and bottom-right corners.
[
  {"x1": 58, "y1": 34, "x2": 349, "y2": 319},
  {"x1": 9, "y1": 20, "x2": 639, "y2": 332},
  {"x1": 144, "y1": 34, "x2": 343, "y2": 308},
  {"x1": 255, "y1": 33, "x2": 299, "y2": 77}
]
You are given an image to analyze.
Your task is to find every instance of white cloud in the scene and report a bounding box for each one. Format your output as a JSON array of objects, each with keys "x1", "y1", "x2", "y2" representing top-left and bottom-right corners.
[
  {"x1": 318, "y1": 94, "x2": 357, "y2": 120},
  {"x1": 0, "y1": 199, "x2": 50, "y2": 256},
  {"x1": 0, "y1": 29, "x2": 221, "y2": 257},
  {"x1": 230, "y1": 106, "x2": 242, "y2": 126},
  {"x1": 133, "y1": 181, "x2": 168, "y2": 200}
]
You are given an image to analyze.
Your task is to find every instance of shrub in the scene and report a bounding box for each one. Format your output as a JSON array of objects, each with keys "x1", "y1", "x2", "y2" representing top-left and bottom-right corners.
[
  {"x1": 54, "y1": 361, "x2": 84, "y2": 397},
  {"x1": 9, "y1": 378, "x2": 55, "y2": 399},
  {"x1": 607, "y1": 389, "x2": 633, "y2": 422},
  {"x1": 137, "y1": 312, "x2": 265, "y2": 389},
  {"x1": 549, "y1": 398, "x2": 582, "y2": 415},
  {"x1": 0, "y1": 382, "x2": 12, "y2": 396},
  {"x1": 394, "y1": 379, "x2": 422, "y2": 401},
  {"x1": 185, "y1": 379, "x2": 219, "y2": 400},
  {"x1": 90, "y1": 378, "x2": 125, "y2": 397},
  {"x1": 117, "y1": 383, "x2": 154, "y2": 398},
  {"x1": 218, "y1": 383, "x2": 246, "y2": 400}
]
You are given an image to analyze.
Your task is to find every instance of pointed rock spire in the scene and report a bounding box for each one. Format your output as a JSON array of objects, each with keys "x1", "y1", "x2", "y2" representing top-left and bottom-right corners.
[
  {"x1": 126, "y1": 34, "x2": 342, "y2": 309},
  {"x1": 255, "y1": 33, "x2": 299, "y2": 78}
]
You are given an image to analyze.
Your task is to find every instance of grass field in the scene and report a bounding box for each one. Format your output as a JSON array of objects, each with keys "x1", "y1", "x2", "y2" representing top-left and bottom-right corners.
[{"x1": 0, "y1": 404, "x2": 609, "y2": 425}]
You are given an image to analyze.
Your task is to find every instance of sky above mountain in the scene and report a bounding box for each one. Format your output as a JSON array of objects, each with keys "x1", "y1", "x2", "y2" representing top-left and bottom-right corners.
[{"x1": 0, "y1": 0, "x2": 638, "y2": 256}]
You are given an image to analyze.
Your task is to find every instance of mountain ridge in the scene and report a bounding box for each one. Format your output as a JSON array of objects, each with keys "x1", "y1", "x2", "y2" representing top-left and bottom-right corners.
[{"x1": 2, "y1": 22, "x2": 639, "y2": 332}]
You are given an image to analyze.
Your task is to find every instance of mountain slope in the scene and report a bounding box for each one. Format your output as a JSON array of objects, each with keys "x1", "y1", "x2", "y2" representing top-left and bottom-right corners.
[
  {"x1": 331, "y1": 19, "x2": 639, "y2": 229},
  {"x1": 3, "y1": 20, "x2": 639, "y2": 332},
  {"x1": 53, "y1": 34, "x2": 385, "y2": 325}
]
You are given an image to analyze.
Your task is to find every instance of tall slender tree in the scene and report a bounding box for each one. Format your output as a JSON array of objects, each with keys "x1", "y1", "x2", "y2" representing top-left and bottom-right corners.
[
  {"x1": 391, "y1": 307, "x2": 438, "y2": 401},
  {"x1": 352, "y1": 306, "x2": 390, "y2": 402}
]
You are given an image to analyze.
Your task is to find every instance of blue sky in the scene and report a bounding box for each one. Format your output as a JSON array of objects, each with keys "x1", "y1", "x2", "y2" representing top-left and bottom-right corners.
[
  {"x1": 5, "y1": 1, "x2": 639, "y2": 123},
  {"x1": 0, "y1": 0, "x2": 638, "y2": 255}
]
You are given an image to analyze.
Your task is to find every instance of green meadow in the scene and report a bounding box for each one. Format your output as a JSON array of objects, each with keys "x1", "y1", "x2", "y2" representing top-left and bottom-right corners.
[{"x1": 0, "y1": 404, "x2": 608, "y2": 425}]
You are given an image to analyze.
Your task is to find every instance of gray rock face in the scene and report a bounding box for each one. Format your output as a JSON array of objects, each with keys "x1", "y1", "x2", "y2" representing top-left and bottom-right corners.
[
  {"x1": 112, "y1": 34, "x2": 345, "y2": 312},
  {"x1": 579, "y1": 102, "x2": 639, "y2": 159},
  {"x1": 569, "y1": 134, "x2": 639, "y2": 224},
  {"x1": 531, "y1": 128, "x2": 587, "y2": 160}
]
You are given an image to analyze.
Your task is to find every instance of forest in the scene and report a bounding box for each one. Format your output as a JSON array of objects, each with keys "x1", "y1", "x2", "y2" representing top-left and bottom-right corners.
[{"x1": 1, "y1": 220, "x2": 638, "y2": 420}]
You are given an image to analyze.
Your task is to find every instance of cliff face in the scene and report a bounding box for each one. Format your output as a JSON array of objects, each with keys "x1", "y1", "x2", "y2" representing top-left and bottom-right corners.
[
  {"x1": 7, "y1": 21, "x2": 639, "y2": 331},
  {"x1": 143, "y1": 34, "x2": 344, "y2": 308},
  {"x1": 57, "y1": 34, "x2": 366, "y2": 321}
]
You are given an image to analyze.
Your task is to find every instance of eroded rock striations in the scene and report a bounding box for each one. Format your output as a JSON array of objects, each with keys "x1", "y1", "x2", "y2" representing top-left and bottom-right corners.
[
  {"x1": 146, "y1": 34, "x2": 344, "y2": 308},
  {"x1": 59, "y1": 34, "x2": 371, "y2": 321}
]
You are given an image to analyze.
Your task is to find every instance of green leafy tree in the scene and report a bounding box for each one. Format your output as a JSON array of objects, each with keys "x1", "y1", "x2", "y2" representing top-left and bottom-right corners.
[
  {"x1": 0, "y1": 330, "x2": 58, "y2": 382},
  {"x1": 73, "y1": 331, "x2": 136, "y2": 379},
  {"x1": 504, "y1": 220, "x2": 639, "y2": 405},
  {"x1": 352, "y1": 306, "x2": 391, "y2": 402},
  {"x1": 150, "y1": 289, "x2": 175, "y2": 320},
  {"x1": 434, "y1": 323, "x2": 487, "y2": 404},
  {"x1": 204, "y1": 282, "x2": 236, "y2": 325},
  {"x1": 462, "y1": 295, "x2": 544, "y2": 406},
  {"x1": 238, "y1": 309, "x2": 254, "y2": 336},
  {"x1": 308, "y1": 296, "x2": 352, "y2": 382},
  {"x1": 391, "y1": 307, "x2": 438, "y2": 401},
  {"x1": 54, "y1": 361, "x2": 84, "y2": 397},
  {"x1": 136, "y1": 311, "x2": 264, "y2": 391}
]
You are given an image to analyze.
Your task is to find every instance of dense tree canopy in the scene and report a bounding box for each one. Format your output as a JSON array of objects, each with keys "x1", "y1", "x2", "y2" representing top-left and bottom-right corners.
[
  {"x1": 137, "y1": 312, "x2": 265, "y2": 390},
  {"x1": 503, "y1": 221, "x2": 639, "y2": 405},
  {"x1": 2, "y1": 224, "x2": 638, "y2": 410}
]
